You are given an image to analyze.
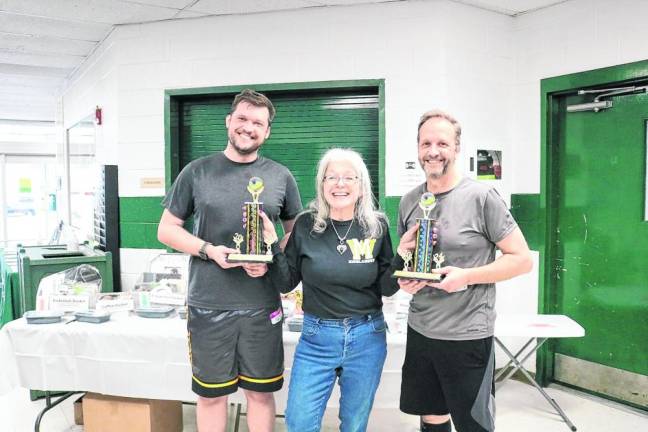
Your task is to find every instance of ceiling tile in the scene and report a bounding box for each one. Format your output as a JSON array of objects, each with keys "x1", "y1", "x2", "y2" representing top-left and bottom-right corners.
[
  {"x1": 0, "y1": 50, "x2": 83, "y2": 69},
  {"x1": 0, "y1": 12, "x2": 110, "y2": 42},
  {"x1": 0, "y1": 91, "x2": 59, "y2": 104},
  {"x1": 451, "y1": 0, "x2": 572, "y2": 16},
  {"x1": 0, "y1": 102, "x2": 56, "y2": 121},
  {"x1": 0, "y1": 64, "x2": 71, "y2": 79},
  {"x1": 0, "y1": 82, "x2": 62, "y2": 97},
  {"x1": 0, "y1": 34, "x2": 96, "y2": 57},
  {"x1": 0, "y1": 0, "x2": 179, "y2": 25},
  {"x1": 190, "y1": 0, "x2": 319, "y2": 15},
  {"x1": 308, "y1": 0, "x2": 392, "y2": 5},
  {"x1": 120, "y1": 0, "x2": 196, "y2": 8},
  {"x1": 172, "y1": 10, "x2": 211, "y2": 19}
]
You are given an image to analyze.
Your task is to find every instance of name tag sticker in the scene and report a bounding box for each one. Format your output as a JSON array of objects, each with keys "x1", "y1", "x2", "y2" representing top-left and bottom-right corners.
[{"x1": 270, "y1": 308, "x2": 283, "y2": 325}]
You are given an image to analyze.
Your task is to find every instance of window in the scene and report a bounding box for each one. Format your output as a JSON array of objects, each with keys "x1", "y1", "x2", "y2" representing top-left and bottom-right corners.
[
  {"x1": 0, "y1": 120, "x2": 58, "y2": 248},
  {"x1": 1, "y1": 155, "x2": 58, "y2": 247}
]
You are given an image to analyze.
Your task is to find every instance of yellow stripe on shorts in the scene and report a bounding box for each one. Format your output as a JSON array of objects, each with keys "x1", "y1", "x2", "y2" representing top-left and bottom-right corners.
[
  {"x1": 238, "y1": 373, "x2": 284, "y2": 384},
  {"x1": 192, "y1": 375, "x2": 239, "y2": 388}
]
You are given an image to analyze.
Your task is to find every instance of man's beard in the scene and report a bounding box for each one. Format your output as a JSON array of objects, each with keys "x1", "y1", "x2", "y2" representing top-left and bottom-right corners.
[
  {"x1": 420, "y1": 158, "x2": 449, "y2": 179},
  {"x1": 228, "y1": 131, "x2": 263, "y2": 155}
]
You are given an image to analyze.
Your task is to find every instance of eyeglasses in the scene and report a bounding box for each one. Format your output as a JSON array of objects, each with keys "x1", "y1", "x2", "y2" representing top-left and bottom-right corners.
[{"x1": 323, "y1": 175, "x2": 359, "y2": 185}]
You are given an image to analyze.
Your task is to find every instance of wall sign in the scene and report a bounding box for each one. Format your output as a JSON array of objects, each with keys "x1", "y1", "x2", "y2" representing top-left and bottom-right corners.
[
  {"x1": 140, "y1": 177, "x2": 164, "y2": 189},
  {"x1": 477, "y1": 150, "x2": 502, "y2": 180}
]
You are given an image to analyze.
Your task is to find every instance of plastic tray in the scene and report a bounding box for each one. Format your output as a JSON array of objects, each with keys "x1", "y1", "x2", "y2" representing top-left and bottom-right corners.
[
  {"x1": 75, "y1": 310, "x2": 111, "y2": 324},
  {"x1": 135, "y1": 306, "x2": 175, "y2": 319},
  {"x1": 24, "y1": 310, "x2": 64, "y2": 324}
]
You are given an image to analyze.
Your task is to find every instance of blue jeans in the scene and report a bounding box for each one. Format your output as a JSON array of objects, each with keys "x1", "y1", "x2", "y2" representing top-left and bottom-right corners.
[{"x1": 285, "y1": 312, "x2": 387, "y2": 432}]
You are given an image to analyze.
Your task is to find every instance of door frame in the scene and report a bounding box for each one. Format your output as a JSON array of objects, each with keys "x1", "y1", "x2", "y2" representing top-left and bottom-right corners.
[
  {"x1": 538, "y1": 59, "x2": 648, "y2": 385},
  {"x1": 164, "y1": 79, "x2": 386, "y2": 206}
]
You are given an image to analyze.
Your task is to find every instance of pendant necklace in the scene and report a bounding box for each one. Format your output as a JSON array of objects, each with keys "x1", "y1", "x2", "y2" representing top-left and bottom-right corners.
[{"x1": 330, "y1": 218, "x2": 354, "y2": 255}]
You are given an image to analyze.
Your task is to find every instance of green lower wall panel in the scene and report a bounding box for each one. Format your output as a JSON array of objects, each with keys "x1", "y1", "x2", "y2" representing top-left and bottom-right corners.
[
  {"x1": 119, "y1": 197, "x2": 165, "y2": 249},
  {"x1": 385, "y1": 194, "x2": 543, "y2": 251},
  {"x1": 510, "y1": 193, "x2": 543, "y2": 251},
  {"x1": 119, "y1": 195, "x2": 403, "y2": 250},
  {"x1": 119, "y1": 194, "x2": 543, "y2": 252},
  {"x1": 120, "y1": 197, "x2": 165, "y2": 223},
  {"x1": 383, "y1": 196, "x2": 401, "y2": 249},
  {"x1": 120, "y1": 223, "x2": 166, "y2": 249}
]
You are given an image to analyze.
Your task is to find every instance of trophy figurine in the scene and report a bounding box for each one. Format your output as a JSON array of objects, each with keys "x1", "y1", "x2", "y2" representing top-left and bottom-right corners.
[
  {"x1": 227, "y1": 177, "x2": 273, "y2": 263},
  {"x1": 393, "y1": 192, "x2": 443, "y2": 281}
]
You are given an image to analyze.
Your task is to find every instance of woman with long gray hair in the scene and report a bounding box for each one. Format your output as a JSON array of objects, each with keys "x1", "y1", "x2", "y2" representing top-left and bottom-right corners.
[{"x1": 260, "y1": 148, "x2": 405, "y2": 432}]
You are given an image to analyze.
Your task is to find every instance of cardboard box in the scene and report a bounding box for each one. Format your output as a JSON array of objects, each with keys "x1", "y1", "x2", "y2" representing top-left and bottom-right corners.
[
  {"x1": 82, "y1": 392, "x2": 183, "y2": 432},
  {"x1": 73, "y1": 395, "x2": 84, "y2": 425}
]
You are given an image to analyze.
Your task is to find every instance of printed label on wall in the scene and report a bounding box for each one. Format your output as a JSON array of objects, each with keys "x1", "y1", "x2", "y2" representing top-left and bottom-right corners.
[
  {"x1": 393, "y1": 161, "x2": 424, "y2": 195},
  {"x1": 140, "y1": 177, "x2": 164, "y2": 188}
]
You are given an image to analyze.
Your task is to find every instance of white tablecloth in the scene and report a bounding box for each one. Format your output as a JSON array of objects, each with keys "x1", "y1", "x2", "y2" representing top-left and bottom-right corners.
[
  {"x1": 0, "y1": 314, "x2": 584, "y2": 409},
  {"x1": 0, "y1": 314, "x2": 407, "y2": 409}
]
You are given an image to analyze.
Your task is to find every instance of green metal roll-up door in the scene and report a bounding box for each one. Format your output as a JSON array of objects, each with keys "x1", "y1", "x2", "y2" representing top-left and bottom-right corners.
[{"x1": 177, "y1": 89, "x2": 380, "y2": 206}]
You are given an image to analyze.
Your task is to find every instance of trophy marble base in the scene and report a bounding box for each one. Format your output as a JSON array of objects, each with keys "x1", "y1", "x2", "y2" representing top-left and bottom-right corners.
[
  {"x1": 392, "y1": 270, "x2": 442, "y2": 281},
  {"x1": 227, "y1": 253, "x2": 273, "y2": 264}
]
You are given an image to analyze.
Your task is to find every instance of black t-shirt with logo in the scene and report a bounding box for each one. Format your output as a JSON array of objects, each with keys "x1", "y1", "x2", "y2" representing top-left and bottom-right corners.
[{"x1": 269, "y1": 211, "x2": 400, "y2": 318}]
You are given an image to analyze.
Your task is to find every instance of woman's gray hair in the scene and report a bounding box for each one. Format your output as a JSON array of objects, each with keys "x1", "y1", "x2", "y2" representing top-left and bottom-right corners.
[{"x1": 308, "y1": 148, "x2": 385, "y2": 238}]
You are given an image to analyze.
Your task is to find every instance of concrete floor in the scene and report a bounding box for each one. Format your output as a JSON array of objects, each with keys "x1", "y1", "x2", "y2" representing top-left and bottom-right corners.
[{"x1": 1, "y1": 380, "x2": 646, "y2": 431}]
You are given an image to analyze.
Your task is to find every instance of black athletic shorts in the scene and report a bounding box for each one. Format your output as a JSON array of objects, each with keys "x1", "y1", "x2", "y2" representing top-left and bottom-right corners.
[
  {"x1": 400, "y1": 326, "x2": 495, "y2": 432},
  {"x1": 187, "y1": 306, "x2": 284, "y2": 398}
]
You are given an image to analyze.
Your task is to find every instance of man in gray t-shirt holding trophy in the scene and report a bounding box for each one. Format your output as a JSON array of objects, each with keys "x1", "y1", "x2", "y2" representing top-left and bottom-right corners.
[
  {"x1": 396, "y1": 110, "x2": 532, "y2": 432},
  {"x1": 158, "y1": 90, "x2": 302, "y2": 432}
]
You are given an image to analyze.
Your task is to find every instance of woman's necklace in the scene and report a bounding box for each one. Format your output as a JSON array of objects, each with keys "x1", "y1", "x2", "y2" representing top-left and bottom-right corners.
[{"x1": 330, "y1": 218, "x2": 354, "y2": 255}]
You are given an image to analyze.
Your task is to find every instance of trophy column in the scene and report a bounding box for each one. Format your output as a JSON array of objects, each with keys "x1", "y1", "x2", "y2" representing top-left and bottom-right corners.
[
  {"x1": 227, "y1": 177, "x2": 274, "y2": 264},
  {"x1": 393, "y1": 192, "x2": 444, "y2": 281}
]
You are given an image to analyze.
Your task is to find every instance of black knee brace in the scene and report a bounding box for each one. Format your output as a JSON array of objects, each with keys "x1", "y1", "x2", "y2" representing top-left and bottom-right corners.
[{"x1": 420, "y1": 419, "x2": 452, "y2": 432}]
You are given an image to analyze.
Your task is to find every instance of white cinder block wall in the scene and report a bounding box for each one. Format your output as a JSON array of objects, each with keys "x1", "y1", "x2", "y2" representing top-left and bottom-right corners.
[
  {"x1": 63, "y1": 0, "x2": 517, "y2": 297},
  {"x1": 61, "y1": 0, "x2": 648, "y2": 369},
  {"x1": 63, "y1": 32, "x2": 120, "y2": 166}
]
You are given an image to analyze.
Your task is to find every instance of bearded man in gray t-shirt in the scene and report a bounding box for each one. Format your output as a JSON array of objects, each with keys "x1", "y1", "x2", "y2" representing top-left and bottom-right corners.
[
  {"x1": 158, "y1": 90, "x2": 302, "y2": 432},
  {"x1": 396, "y1": 110, "x2": 532, "y2": 432}
]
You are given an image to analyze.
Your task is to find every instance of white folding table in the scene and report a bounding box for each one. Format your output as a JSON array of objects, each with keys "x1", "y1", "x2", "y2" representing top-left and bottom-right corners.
[
  {"x1": 1, "y1": 313, "x2": 585, "y2": 431},
  {"x1": 494, "y1": 314, "x2": 585, "y2": 431},
  {"x1": 0, "y1": 314, "x2": 407, "y2": 431}
]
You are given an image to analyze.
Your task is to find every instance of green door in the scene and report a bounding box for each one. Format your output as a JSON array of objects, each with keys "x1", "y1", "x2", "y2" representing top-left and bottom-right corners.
[
  {"x1": 175, "y1": 89, "x2": 380, "y2": 208},
  {"x1": 552, "y1": 86, "x2": 648, "y2": 407}
]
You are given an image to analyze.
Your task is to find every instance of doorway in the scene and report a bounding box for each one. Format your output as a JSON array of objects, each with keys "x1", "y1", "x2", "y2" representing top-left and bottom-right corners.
[
  {"x1": 542, "y1": 61, "x2": 648, "y2": 408},
  {"x1": 166, "y1": 81, "x2": 385, "y2": 214}
]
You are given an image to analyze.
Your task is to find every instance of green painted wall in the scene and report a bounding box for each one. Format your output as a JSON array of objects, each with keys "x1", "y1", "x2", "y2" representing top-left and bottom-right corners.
[
  {"x1": 119, "y1": 197, "x2": 165, "y2": 249},
  {"x1": 382, "y1": 196, "x2": 401, "y2": 249},
  {"x1": 117, "y1": 192, "x2": 542, "y2": 261},
  {"x1": 119, "y1": 195, "x2": 404, "y2": 250},
  {"x1": 510, "y1": 194, "x2": 542, "y2": 251}
]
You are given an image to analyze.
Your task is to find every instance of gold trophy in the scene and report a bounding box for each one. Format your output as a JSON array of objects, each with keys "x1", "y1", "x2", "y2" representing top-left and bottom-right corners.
[
  {"x1": 393, "y1": 192, "x2": 444, "y2": 281},
  {"x1": 227, "y1": 177, "x2": 274, "y2": 263}
]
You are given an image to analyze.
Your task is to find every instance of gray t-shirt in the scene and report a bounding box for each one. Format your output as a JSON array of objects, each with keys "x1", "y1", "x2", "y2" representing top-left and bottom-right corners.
[
  {"x1": 162, "y1": 152, "x2": 302, "y2": 310},
  {"x1": 397, "y1": 177, "x2": 517, "y2": 340}
]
